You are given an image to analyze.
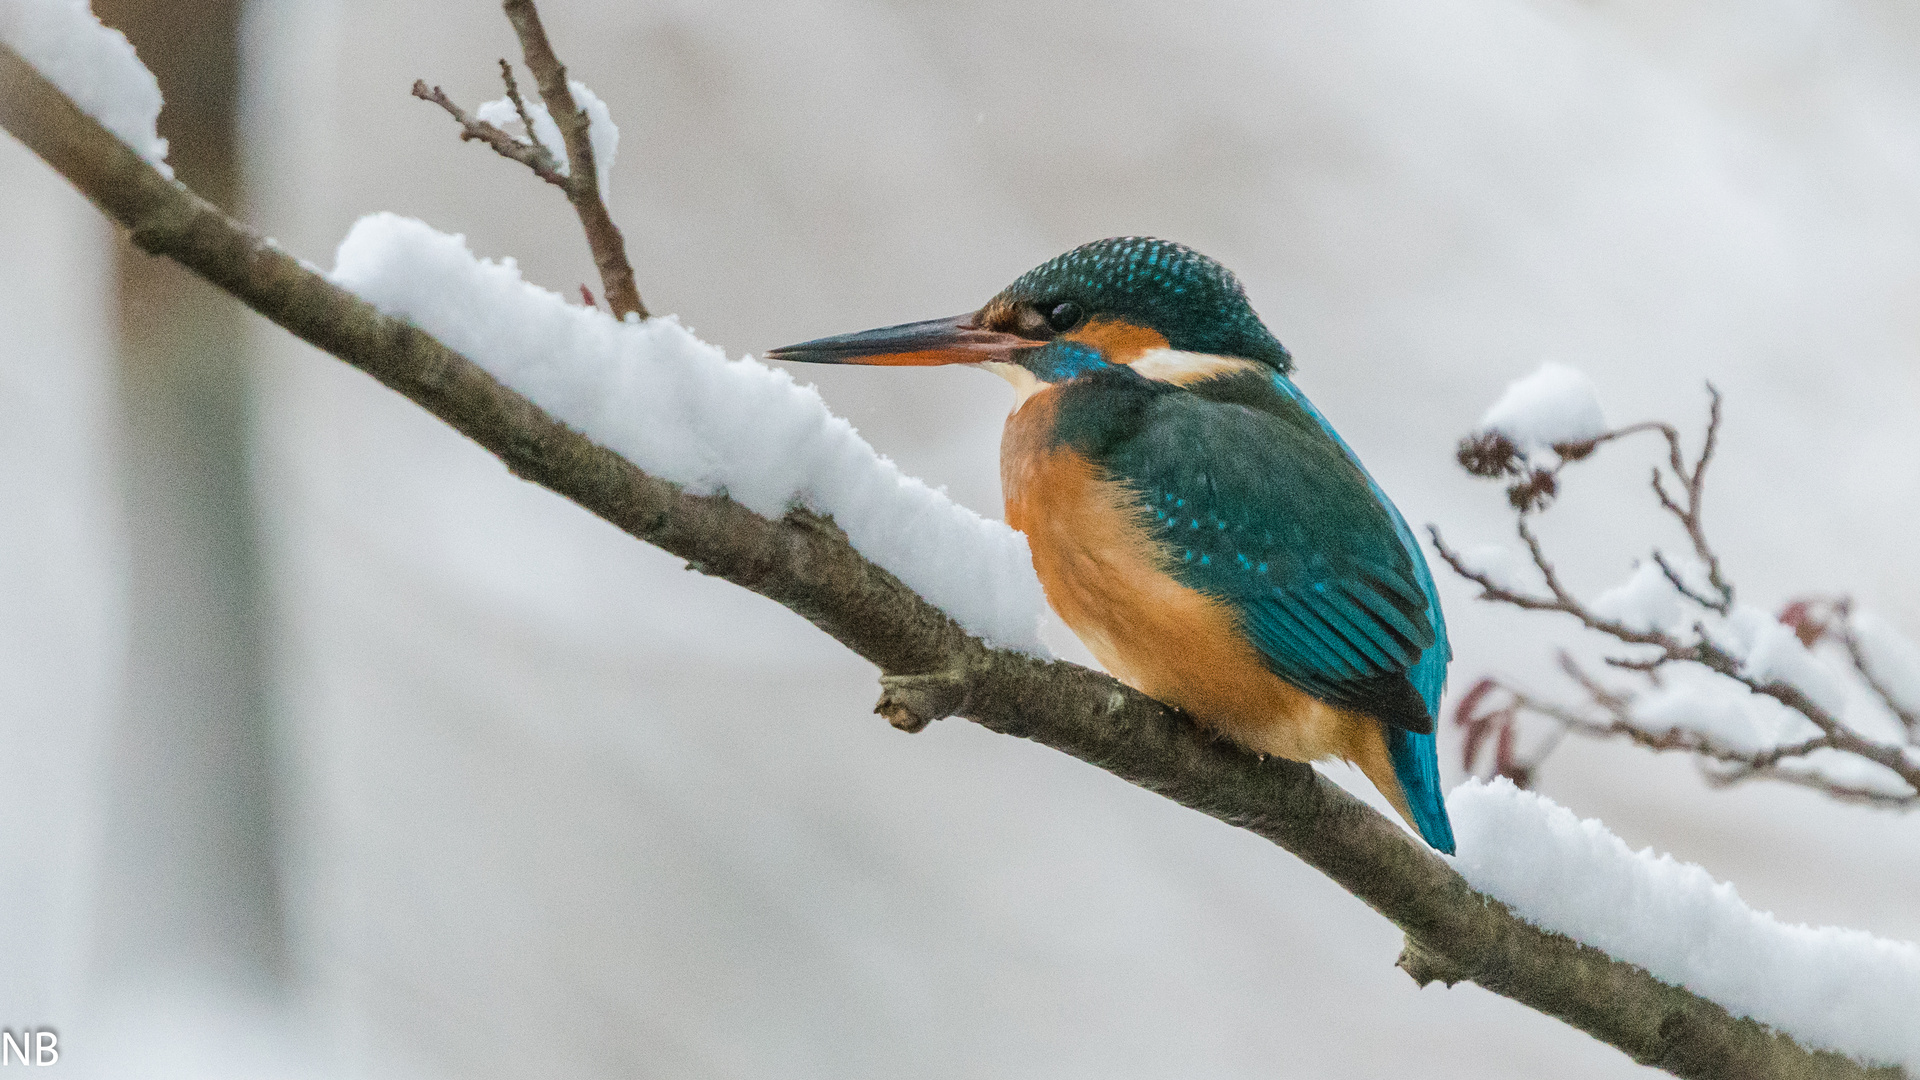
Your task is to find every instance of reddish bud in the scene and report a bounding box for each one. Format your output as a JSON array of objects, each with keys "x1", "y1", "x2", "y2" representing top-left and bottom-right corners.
[{"x1": 1777, "y1": 599, "x2": 1829, "y2": 648}]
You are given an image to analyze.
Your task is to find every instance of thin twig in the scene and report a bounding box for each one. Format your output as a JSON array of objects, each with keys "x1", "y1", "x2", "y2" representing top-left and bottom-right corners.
[
  {"x1": 410, "y1": 79, "x2": 566, "y2": 186},
  {"x1": 1834, "y1": 606, "x2": 1920, "y2": 740},
  {"x1": 497, "y1": 58, "x2": 542, "y2": 150},
  {"x1": 499, "y1": 0, "x2": 647, "y2": 320}
]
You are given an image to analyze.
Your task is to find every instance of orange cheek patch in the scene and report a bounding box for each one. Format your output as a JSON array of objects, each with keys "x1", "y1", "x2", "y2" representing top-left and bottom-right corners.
[{"x1": 1063, "y1": 318, "x2": 1169, "y2": 364}]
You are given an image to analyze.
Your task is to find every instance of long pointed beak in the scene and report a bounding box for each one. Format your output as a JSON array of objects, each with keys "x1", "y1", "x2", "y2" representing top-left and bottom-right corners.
[{"x1": 765, "y1": 312, "x2": 1028, "y2": 367}]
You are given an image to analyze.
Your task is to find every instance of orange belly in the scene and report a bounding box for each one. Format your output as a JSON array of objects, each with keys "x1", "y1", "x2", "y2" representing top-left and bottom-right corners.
[{"x1": 1001, "y1": 393, "x2": 1412, "y2": 822}]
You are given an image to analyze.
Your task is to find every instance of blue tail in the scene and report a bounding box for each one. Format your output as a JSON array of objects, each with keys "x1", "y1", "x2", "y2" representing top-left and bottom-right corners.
[
  {"x1": 1272, "y1": 375, "x2": 1456, "y2": 853},
  {"x1": 1386, "y1": 729, "x2": 1454, "y2": 853}
]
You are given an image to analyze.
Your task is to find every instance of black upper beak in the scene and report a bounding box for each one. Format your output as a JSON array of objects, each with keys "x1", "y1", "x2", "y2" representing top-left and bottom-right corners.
[{"x1": 765, "y1": 312, "x2": 1029, "y2": 367}]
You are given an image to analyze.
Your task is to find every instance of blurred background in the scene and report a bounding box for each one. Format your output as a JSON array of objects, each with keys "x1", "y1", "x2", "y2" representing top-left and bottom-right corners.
[{"x1": 4, "y1": 0, "x2": 1919, "y2": 1075}]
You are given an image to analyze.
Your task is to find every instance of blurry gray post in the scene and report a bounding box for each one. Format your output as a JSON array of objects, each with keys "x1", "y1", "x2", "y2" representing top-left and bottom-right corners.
[{"x1": 84, "y1": 0, "x2": 287, "y2": 998}]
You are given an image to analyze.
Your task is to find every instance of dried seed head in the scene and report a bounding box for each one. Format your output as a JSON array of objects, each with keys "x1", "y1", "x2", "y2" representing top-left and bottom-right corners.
[
  {"x1": 1507, "y1": 469, "x2": 1559, "y2": 512},
  {"x1": 1458, "y1": 431, "x2": 1523, "y2": 478}
]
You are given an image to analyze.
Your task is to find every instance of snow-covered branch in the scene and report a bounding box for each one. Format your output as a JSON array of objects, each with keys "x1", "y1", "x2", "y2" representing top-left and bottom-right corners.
[
  {"x1": 3, "y1": 7, "x2": 1914, "y2": 1077},
  {"x1": 1435, "y1": 367, "x2": 1920, "y2": 807}
]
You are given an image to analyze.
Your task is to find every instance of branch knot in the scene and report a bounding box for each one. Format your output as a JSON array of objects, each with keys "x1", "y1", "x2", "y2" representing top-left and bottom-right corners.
[
  {"x1": 876, "y1": 669, "x2": 978, "y2": 734},
  {"x1": 1396, "y1": 936, "x2": 1476, "y2": 988}
]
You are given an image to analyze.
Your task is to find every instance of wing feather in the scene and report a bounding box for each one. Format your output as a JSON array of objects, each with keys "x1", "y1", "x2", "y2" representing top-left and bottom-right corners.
[{"x1": 1092, "y1": 381, "x2": 1436, "y2": 734}]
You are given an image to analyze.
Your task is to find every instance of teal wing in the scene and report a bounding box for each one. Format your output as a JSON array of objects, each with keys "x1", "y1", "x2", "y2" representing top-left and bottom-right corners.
[
  {"x1": 1267, "y1": 373, "x2": 1455, "y2": 854},
  {"x1": 1099, "y1": 386, "x2": 1436, "y2": 736},
  {"x1": 1058, "y1": 367, "x2": 1456, "y2": 852}
]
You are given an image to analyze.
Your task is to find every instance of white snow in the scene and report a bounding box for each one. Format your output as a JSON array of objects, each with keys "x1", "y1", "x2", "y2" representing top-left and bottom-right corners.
[
  {"x1": 1589, "y1": 559, "x2": 1690, "y2": 635},
  {"x1": 1451, "y1": 778, "x2": 1920, "y2": 1071},
  {"x1": 475, "y1": 79, "x2": 617, "y2": 198},
  {"x1": 1720, "y1": 606, "x2": 1849, "y2": 719},
  {"x1": 1628, "y1": 665, "x2": 1820, "y2": 754},
  {"x1": 1573, "y1": 561, "x2": 1916, "y2": 793},
  {"x1": 1476, "y1": 362, "x2": 1608, "y2": 455},
  {"x1": 0, "y1": 0, "x2": 169, "y2": 176},
  {"x1": 1852, "y1": 610, "x2": 1920, "y2": 722},
  {"x1": 1456, "y1": 542, "x2": 1541, "y2": 594},
  {"x1": 326, "y1": 212, "x2": 1050, "y2": 655}
]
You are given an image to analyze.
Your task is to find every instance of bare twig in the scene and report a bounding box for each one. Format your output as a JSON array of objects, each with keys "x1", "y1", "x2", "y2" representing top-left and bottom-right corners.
[
  {"x1": 3, "y1": 37, "x2": 1897, "y2": 1080},
  {"x1": 411, "y1": 2, "x2": 647, "y2": 319},
  {"x1": 409, "y1": 79, "x2": 566, "y2": 186},
  {"x1": 496, "y1": 58, "x2": 542, "y2": 151},
  {"x1": 498, "y1": 0, "x2": 646, "y2": 320}
]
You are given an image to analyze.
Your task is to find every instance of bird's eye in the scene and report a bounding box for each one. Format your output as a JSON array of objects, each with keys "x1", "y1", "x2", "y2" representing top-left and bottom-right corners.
[{"x1": 1045, "y1": 301, "x2": 1086, "y2": 333}]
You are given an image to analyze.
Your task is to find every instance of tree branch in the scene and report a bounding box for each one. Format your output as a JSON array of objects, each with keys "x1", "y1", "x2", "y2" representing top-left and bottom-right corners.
[{"x1": 0, "y1": 38, "x2": 1900, "y2": 1080}]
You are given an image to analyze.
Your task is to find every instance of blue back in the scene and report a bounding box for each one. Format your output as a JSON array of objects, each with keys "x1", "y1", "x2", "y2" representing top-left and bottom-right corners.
[{"x1": 1268, "y1": 374, "x2": 1455, "y2": 854}]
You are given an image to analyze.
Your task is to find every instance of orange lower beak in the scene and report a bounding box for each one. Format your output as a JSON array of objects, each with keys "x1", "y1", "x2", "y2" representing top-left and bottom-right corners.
[{"x1": 765, "y1": 312, "x2": 1028, "y2": 367}]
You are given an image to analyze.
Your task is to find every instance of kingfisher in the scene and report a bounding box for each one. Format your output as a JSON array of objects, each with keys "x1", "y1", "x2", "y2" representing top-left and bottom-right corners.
[{"x1": 768, "y1": 238, "x2": 1454, "y2": 853}]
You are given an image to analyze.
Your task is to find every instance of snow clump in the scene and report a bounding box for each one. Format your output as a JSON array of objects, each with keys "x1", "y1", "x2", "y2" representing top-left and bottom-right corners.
[
  {"x1": 327, "y1": 212, "x2": 1050, "y2": 656},
  {"x1": 475, "y1": 79, "x2": 618, "y2": 198},
  {"x1": 1451, "y1": 777, "x2": 1920, "y2": 1071},
  {"x1": 1476, "y1": 362, "x2": 1608, "y2": 456},
  {"x1": 0, "y1": 0, "x2": 169, "y2": 175}
]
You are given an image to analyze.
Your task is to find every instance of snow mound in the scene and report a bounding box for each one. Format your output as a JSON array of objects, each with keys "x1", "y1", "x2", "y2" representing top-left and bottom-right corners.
[
  {"x1": 1452, "y1": 778, "x2": 1920, "y2": 1071},
  {"x1": 327, "y1": 213, "x2": 1050, "y2": 655},
  {"x1": 0, "y1": 0, "x2": 169, "y2": 175},
  {"x1": 1477, "y1": 362, "x2": 1608, "y2": 454}
]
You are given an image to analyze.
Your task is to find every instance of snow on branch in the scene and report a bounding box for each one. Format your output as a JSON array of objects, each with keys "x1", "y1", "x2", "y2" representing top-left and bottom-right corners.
[
  {"x1": 1433, "y1": 372, "x2": 1920, "y2": 807},
  {"x1": 327, "y1": 213, "x2": 1052, "y2": 656},
  {"x1": 1453, "y1": 779, "x2": 1920, "y2": 1071},
  {"x1": 410, "y1": 62, "x2": 618, "y2": 203},
  {"x1": 0, "y1": 0, "x2": 168, "y2": 174},
  {"x1": 473, "y1": 75, "x2": 617, "y2": 196}
]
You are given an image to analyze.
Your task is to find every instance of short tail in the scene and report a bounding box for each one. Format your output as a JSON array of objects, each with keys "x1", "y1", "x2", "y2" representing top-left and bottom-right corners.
[{"x1": 1387, "y1": 727, "x2": 1454, "y2": 854}]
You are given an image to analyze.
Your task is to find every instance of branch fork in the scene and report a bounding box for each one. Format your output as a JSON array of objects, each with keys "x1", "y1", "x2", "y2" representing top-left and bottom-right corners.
[
  {"x1": 412, "y1": 0, "x2": 647, "y2": 320},
  {"x1": 877, "y1": 669, "x2": 977, "y2": 733}
]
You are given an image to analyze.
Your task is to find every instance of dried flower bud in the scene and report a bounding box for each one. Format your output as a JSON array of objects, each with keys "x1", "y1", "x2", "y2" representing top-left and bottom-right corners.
[
  {"x1": 1506, "y1": 468, "x2": 1558, "y2": 511},
  {"x1": 1776, "y1": 599, "x2": 1830, "y2": 648},
  {"x1": 1457, "y1": 431, "x2": 1522, "y2": 478}
]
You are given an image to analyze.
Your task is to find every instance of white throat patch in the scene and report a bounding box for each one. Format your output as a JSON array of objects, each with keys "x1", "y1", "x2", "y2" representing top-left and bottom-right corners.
[
  {"x1": 1128, "y1": 349, "x2": 1261, "y2": 385},
  {"x1": 982, "y1": 361, "x2": 1049, "y2": 408}
]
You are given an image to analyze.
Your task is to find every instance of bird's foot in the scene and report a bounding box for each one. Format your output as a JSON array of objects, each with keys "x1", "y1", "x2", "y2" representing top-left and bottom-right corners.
[{"x1": 875, "y1": 669, "x2": 976, "y2": 733}]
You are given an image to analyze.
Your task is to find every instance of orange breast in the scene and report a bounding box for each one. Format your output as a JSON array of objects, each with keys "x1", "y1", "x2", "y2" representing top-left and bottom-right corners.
[{"x1": 1000, "y1": 391, "x2": 1411, "y2": 821}]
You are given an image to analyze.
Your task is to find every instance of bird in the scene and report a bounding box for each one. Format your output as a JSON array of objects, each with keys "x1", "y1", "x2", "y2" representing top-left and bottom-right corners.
[{"x1": 767, "y1": 237, "x2": 1454, "y2": 853}]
